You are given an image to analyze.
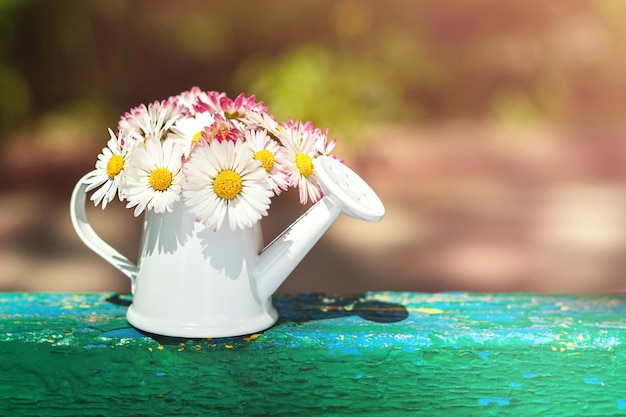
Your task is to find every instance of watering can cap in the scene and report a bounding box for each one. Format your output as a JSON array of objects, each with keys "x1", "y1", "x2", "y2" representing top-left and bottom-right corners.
[{"x1": 313, "y1": 156, "x2": 385, "y2": 222}]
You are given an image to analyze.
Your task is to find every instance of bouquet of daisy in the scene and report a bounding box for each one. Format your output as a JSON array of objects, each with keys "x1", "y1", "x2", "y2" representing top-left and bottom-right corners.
[{"x1": 85, "y1": 87, "x2": 338, "y2": 231}]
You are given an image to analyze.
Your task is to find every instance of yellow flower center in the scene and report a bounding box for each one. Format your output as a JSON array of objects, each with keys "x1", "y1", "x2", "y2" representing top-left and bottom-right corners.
[
  {"x1": 106, "y1": 154, "x2": 124, "y2": 179},
  {"x1": 213, "y1": 170, "x2": 243, "y2": 200},
  {"x1": 149, "y1": 168, "x2": 173, "y2": 191},
  {"x1": 192, "y1": 130, "x2": 204, "y2": 145},
  {"x1": 218, "y1": 128, "x2": 230, "y2": 141},
  {"x1": 295, "y1": 153, "x2": 314, "y2": 177},
  {"x1": 254, "y1": 149, "x2": 275, "y2": 172}
]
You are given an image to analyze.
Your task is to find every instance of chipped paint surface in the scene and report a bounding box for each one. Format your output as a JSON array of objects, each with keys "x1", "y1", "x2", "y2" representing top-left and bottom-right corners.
[{"x1": 1, "y1": 292, "x2": 626, "y2": 415}]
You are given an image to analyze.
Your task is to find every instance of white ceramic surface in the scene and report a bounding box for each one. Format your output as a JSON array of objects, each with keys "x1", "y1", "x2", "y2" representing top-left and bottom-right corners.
[{"x1": 70, "y1": 156, "x2": 384, "y2": 337}]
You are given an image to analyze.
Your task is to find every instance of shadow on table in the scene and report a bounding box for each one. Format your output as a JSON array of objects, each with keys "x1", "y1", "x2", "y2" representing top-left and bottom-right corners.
[
  {"x1": 105, "y1": 292, "x2": 409, "y2": 346},
  {"x1": 273, "y1": 292, "x2": 409, "y2": 324}
]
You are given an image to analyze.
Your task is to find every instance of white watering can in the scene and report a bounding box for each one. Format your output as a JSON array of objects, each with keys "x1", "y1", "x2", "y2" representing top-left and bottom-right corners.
[{"x1": 70, "y1": 156, "x2": 384, "y2": 338}]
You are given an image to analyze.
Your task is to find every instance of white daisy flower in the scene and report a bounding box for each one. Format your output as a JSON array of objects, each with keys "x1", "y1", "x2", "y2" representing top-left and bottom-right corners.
[
  {"x1": 124, "y1": 137, "x2": 185, "y2": 216},
  {"x1": 168, "y1": 111, "x2": 215, "y2": 158},
  {"x1": 118, "y1": 100, "x2": 184, "y2": 142},
  {"x1": 242, "y1": 110, "x2": 281, "y2": 138},
  {"x1": 280, "y1": 122, "x2": 324, "y2": 205},
  {"x1": 245, "y1": 129, "x2": 289, "y2": 195},
  {"x1": 314, "y1": 128, "x2": 337, "y2": 156},
  {"x1": 86, "y1": 128, "x2": 131, "y2": 209},
  {"x1": 182, "y1": 139, "x2": 273, "y2": 231}
]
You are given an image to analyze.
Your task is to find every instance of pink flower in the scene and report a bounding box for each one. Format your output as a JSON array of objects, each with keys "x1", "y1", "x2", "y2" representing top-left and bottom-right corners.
[
  {"x1": 170, "y1": 86, "x2": 210, "y2": 116},
  {"x1": 193, "y1": 91, "x2": 226, "y2": 114},
  {"x1": 202, "y1": 113, "x2": 243, "y2": 143},
  {"x1": 194, "y1": 91, "x2": 268, "y2": 120}
]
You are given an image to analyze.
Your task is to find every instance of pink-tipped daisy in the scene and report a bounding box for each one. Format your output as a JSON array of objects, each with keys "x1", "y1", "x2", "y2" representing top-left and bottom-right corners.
[
  {"x1": 280, "y1": 121, "x2": 325, "y2": 204},
  {"x1": 314, "y1": 128, "x2": 338, "y2": 157},
  {"x1": 182, "y1": 139, "x2": 273, "y2": 231},
  {"x1": 123, "y1": 137, "x2": 185, "y2": 216},
  {"x1": 193, "y1": 91, "x2": 226, "y2": 115},
  {"x1": 245, "y1": 129, "x2": 289, "y2": 195},
  {"x1": 195, "y1": 92, "x2": 268, "y2": 123},
  {"x1": 118, "y1": 99, "x2": 184, "y2": 143},
  {"x1": 242, "y1": 110, "x2": 281, "y2": 138},
  {"x1": 86, "y1": 128, "x2": 132, "y2": 209},
  {"x1": 202, "y1": 113, "x2": 242, "y2": 143},
  {"x1": 171, "y1": 86, "x2": 210, "y2": 116},
  {"x1": 219, "y1": 93, "x2": 268, "y2": 120}
]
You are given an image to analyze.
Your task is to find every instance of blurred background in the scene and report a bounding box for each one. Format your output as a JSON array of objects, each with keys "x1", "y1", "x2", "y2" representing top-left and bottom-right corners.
[{"x1": 2, "y1": 0, "x2": 626, "y2": 294}]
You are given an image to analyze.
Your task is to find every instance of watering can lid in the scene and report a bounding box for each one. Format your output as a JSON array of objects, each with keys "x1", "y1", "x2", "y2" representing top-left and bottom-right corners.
[{"x1": 313, "y1": 156, "x2": 385, "y2": 222}]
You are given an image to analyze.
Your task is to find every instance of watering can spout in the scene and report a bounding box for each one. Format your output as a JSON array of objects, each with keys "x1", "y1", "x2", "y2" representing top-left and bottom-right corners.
[{"x1": 255, "y1": 156, "x2": 385, "y2": 299}]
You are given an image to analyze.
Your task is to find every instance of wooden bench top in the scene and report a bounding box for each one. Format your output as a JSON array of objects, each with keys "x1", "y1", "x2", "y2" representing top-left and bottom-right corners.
[{"x1": 1, "y1": 292, "x2": 626, "y2": 415}]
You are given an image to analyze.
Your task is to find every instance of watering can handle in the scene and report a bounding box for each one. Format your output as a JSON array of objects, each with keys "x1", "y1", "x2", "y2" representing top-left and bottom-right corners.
[{"x1": 69, "y1": 171, "x2": 138, "y2": 288}]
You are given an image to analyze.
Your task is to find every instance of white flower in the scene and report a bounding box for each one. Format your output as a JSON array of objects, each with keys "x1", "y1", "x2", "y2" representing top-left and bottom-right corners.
[
  {"x1": 124, "y1": 137, "x2": 185, "y2": 216},
  {"x1": 182, "y1": 139, "x2": 273, "y2": 230},
  {"x1": 243, "y1": 110, "x2": 281, "y2": 138},
  {"x1": 280, "y1": 122, "x2": 324, "y2": 204},
  {"x1": 245, "y1": 129, "x2": 289, "y2": 195},
  {"x1": 86, "y1": 129, "x2": 131, "y2": 209},
  {"x1": 118, "y1": 100, "x2": 184, "y2": 142},
  {"x1": 314, "y1": 128, "x2": 337, "y2": 156},
  {"x1": 168, "y1": 111, "x2": 215, "y2": 158}
]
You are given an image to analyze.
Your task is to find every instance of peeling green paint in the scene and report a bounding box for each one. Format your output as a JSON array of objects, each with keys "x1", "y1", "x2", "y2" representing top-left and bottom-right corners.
[{"x1": 1, "y1": 292, "x2": 626, "y2": 415}]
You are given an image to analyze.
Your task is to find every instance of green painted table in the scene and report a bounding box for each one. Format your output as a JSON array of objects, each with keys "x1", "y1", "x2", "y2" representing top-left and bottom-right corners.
[{"x1": 1, "y1": 292, "x2": 626, "y2": 416}]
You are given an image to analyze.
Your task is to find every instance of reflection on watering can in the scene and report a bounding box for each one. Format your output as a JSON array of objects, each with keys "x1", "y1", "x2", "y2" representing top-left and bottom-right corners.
[{"x1": 71, "y1": 156, "x2": 384, "y2": 338}]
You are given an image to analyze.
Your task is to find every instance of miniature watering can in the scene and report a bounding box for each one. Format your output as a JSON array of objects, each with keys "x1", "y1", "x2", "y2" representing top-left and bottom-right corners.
[{"x1": 70, "y1": 156, "x2": 384, "y2": 337}]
